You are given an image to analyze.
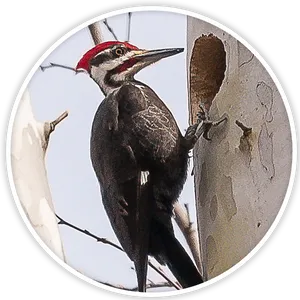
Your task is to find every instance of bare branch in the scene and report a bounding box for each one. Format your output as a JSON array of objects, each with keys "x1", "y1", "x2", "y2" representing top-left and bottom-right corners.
[
  {"x1": 173, "y1": 202, "x2": 202, "y2": 274},
  {"x1": 50, "y1": 111, "x2": 68, "y2": 132},
  {"x1": 40, "y1": 63, "x2": 84, "y2": 74},
  {"x1": 55, "y1": 214, "x2": 181, "y2": 290},
  {"x1": 56, "y1": 214, "x2": 123, "y2": 252},
  {"x1": 88, "y1": 23, "x2": 103, "y2": 45},
  {"x1": 96, "y1": 280, "x2": 173, "y2": 291},
  {"x1": 103, "y1": 19, "x2": 118, "y2": 40},
  {"x1": 148, "y1": 260, "x2": 181, "y2": 290},
  {"x1": 128, "y1": 281, "x2": 174, "y2": 291},
  {"x1": 43, "y1": 111, "x2": 69, "y2": 151}
]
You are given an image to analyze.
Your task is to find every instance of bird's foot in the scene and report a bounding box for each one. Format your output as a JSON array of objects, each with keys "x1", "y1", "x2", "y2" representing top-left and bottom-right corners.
[{"x1": 184, "y1": 103, "x2": 227, "y2": 148}]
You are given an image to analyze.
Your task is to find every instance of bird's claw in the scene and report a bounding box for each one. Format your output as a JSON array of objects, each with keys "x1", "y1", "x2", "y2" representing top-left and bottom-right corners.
[
  {"x1": 184, "y1": 103, "x2": 227, "y2": 147},
  {"x1": 196, "y1": 103, "x2": 209, "y2": 122}
]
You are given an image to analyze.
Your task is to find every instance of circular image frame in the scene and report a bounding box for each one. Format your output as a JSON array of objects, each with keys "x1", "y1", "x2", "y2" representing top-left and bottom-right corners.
[{"x1": 6, "y1": 6, "x2": 297, "y2": 297}]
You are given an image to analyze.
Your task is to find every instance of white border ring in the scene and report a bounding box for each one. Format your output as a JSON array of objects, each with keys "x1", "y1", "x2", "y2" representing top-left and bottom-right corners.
[{"x1": 5, "y1": 6, "x2": 297, "y2": 297}]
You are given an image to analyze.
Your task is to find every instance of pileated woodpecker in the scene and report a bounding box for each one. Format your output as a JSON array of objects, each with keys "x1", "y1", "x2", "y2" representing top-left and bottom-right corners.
[{"x1": 76, "y1": 41, "x2": 208, "y2": 291}]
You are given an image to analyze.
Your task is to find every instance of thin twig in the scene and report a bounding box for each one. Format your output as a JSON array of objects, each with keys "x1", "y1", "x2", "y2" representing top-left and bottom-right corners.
[
  {"x1": 56, "y1": 214, "x2": 181, "y2": 290},
  {"x1": 126, "y1": 12, "x2": 132, "y2": 42},
  {"x1": 56, "y1": 214, "x2": 123, "y2": 252},
  {"x1": 97, "y1": 280, "x2": 173, "y2": 291},
  {"x1": 127, "y1": 281, "x2": 173, "y2": 291},
  {"x1": 43, "y1": 111, "x2": 69, "y2": 151},
  {"x1": 103, "y1": 19, "x2": 118, "y2": 40},
  {"x1": 40, "y1": 63, "x2": 84, "y2": 74},
  {"x1": 148, "y1": 260, "x2": 181, "y2": 290},
  {"x1": 130, "y1": 259, "x2": 180, "y2": 290},
  {"x1": 50, "y1": 111, "x2": 68, "y2": 132}
]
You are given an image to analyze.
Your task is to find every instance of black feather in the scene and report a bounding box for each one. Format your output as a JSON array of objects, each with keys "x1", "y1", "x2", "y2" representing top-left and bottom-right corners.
[{"x1": 90, "y1": 81, "x2": 203, "y2": 291}]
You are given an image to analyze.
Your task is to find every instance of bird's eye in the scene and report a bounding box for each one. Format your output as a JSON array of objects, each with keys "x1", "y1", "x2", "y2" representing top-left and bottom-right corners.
[{"x1": 114, "y1": 47, "x2": 125, "y2": 56}]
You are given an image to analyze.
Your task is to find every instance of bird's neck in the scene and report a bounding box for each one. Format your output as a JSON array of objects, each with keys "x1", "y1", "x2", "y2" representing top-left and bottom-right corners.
[
  {"x1": 95, "y1": 75, "x2": 138, "y2": 96},
  {"x1": 91, "y1": 68, "x2": 135, "y2": 96}
]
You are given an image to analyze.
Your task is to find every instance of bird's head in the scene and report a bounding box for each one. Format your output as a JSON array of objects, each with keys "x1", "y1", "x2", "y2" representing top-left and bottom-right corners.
[{"x1": 76, "y1": 41, "x2": 184, "y2": 95}]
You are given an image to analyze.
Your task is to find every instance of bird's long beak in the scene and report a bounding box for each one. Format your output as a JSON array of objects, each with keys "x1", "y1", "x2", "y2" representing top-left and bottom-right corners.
[{"x1": 132, "y1": 48, "x2": 184, "y2": 64}]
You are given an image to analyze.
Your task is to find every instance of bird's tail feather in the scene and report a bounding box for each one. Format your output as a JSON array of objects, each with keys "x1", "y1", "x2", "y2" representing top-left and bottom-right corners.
[
  {"x1": 134, "y1": 171, "x2": 151, "y2": 292},
  {"x1": 164, "y1": 235, "x2": 203, "y2": 288},
  {"x1": 135, "y1": 258, "x2": 148, "y2": 292},
  {"x1": 150, "y1": 219, "x2": 203, "y2": 288}
]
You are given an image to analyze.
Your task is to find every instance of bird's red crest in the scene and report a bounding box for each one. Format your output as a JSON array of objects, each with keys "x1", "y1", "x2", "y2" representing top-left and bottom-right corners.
[{"x1": 76, "y1": 41, "x2": 139, "y2": 72}]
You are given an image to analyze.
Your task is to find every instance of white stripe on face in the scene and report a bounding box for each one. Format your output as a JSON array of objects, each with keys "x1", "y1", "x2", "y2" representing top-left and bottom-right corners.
[
  {"x1": 90, "y1": 51, "x2": 137, "y2": 93},
  {"x1": 111, "y1": 61, "x2": 148, "y2": 82},
  {"x1": 99, "y1": 51, "x2": 136, "y2": 70}
]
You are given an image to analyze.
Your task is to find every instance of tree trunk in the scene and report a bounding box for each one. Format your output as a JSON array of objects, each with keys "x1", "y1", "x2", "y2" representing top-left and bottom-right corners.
[
  {"x1": 11, "y1": 90, "x2": 66, "y2": 261},
  {"x1": 187, "y1": 17, "x2": 292, "y2": 279}
]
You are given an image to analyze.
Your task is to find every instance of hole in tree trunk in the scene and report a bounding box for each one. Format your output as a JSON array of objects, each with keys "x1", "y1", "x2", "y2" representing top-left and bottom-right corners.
[{"x1": 189, "y1": 34, "x2": 226, "y2": 124}]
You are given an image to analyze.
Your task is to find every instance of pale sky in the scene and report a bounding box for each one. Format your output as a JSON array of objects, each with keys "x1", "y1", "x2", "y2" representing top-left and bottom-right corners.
[{"x1": 28, "y1": 11, "x2": 197, "y2": 291}]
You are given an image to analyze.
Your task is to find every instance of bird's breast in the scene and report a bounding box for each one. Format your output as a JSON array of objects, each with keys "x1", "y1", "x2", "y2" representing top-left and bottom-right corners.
[{"x1": 117, "y1": 83, "x2": 150, "y2": 117}]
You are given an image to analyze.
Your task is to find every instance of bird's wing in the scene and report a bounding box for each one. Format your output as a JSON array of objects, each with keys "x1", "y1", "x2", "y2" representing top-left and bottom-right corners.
[
  {"x1": 132, "y1": 103, "x2": 178, "y2": 161},
  {"x1": 96, "y1": 140, "x2": 151, "y2": 292}
]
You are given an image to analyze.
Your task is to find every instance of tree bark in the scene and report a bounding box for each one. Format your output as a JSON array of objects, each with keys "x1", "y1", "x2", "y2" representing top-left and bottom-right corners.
[
  {"x1": 187, "y1": 17, "x2": 292, "y2": 279},
  {"x1": 11, "y1": 90, "x2": 66, "y2": 261}
]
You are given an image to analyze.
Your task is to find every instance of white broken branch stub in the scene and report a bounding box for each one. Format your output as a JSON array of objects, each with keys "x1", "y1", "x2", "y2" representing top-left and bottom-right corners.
[{"x1": 11, "y1": 90, "x2": 68, "y2": 261}]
